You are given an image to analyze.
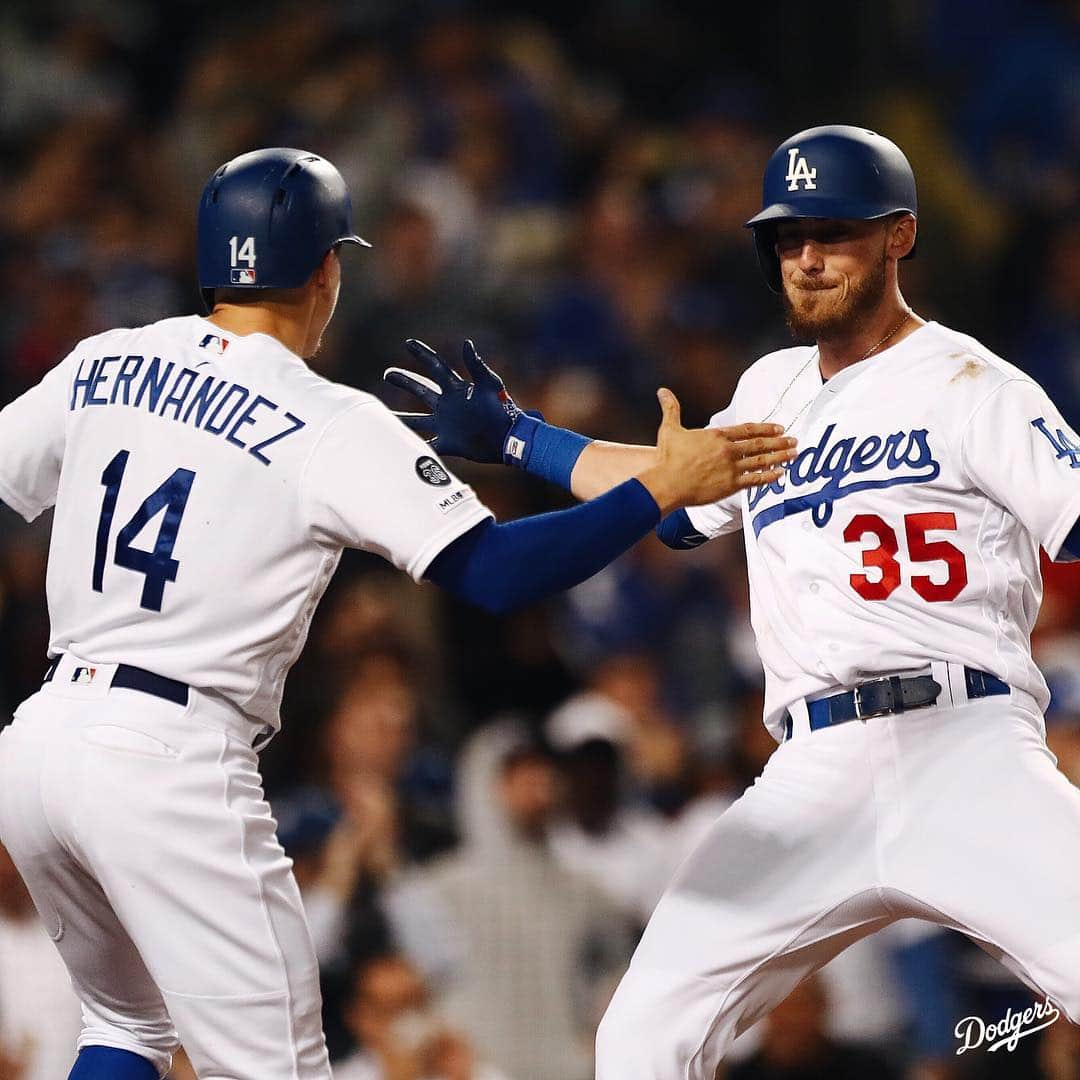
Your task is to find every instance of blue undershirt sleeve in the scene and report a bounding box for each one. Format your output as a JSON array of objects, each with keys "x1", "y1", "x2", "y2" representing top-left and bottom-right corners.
[
  {"x1": 1059, "y1": 516, "x2": 1080, "y2": 562},
  {"x1": 424, "y1": 478, "x2": 661, "y2": 614},
  {"x1": 655, "y1": 507, "x2": 709, "y2": 549}
]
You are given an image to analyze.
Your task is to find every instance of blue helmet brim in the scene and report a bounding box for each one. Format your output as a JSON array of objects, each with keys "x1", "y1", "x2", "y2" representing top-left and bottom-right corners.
[{"x1": 745, "y1": 200, "x2": 916, "y2": 228}]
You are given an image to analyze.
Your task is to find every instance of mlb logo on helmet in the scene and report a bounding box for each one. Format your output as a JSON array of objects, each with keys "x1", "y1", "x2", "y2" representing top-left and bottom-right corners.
[
  {"x1": 71, "y1": 667, "x2": 97, "y2": 685},
  {"x1": 230, "y1": 268, "x2": 257, "y2": 284},
  {"x1": 786, "y1": 148, "x2": 817, "y2": 191},
  {"x1": 199, "y1": 334, "x2": 230, "y2": 354}
]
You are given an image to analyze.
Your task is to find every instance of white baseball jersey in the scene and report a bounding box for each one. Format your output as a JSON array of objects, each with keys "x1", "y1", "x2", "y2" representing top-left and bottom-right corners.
[
  {"x1": 0, "y1": 314, "x2": 491, "y2": 731},
  {"x1": 685, "y1": 320, "x2": 1080, "y2": 741}
]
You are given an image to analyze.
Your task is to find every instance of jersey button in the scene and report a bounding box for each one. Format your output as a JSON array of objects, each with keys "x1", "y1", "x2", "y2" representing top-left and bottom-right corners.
[{"x1": 809, "y1": 582, "x2": 820, "y2": 594}]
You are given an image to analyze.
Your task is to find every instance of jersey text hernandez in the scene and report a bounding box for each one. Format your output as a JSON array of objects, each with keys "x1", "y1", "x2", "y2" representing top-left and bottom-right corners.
[{"x1": 69, "y1": 354, "x2": 306, "y2": 466}]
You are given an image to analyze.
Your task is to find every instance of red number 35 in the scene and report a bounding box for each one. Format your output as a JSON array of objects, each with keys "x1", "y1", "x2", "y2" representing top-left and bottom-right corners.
[{"x1": 843, "y1": 512, "x2": 968, "y2": 602}]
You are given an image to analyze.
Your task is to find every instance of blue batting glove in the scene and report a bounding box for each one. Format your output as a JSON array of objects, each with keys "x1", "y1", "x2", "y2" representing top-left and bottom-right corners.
[{"x1": 385, "y1": 339, "x2": 533, "y2": 464}]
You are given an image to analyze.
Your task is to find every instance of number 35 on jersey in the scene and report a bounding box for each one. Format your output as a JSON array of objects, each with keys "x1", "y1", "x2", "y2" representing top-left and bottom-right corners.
[{"x1": 844, "y1": 511, "x2": 968, "y2": 603}]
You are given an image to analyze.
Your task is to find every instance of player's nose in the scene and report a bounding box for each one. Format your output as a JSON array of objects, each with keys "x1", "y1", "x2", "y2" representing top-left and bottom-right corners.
[{"x1": 796, "y1": 240, "x2": 825, "y2": 271}]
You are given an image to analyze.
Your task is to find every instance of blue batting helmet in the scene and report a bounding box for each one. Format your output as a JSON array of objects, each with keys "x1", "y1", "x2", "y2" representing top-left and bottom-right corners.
[
  {"x1": 197, "y1": 147, "x2": 370, "y2": 310},
  {"x1": 744, "y1": 125, "x2": 917, "y2": 292}
]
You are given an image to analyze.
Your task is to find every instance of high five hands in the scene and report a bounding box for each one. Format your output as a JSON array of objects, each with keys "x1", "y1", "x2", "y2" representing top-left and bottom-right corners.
[
  {"x1": 638, "y1": 388, "x2": 796, "y2": 514},
  {"x1": 384, "y1": 339, "x2": 796, "y2": 511}
]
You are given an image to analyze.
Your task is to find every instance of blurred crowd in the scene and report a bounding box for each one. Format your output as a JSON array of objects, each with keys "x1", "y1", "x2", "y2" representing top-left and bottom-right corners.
[{"x1": 0, "y1": 1, "x2": 1078, "y2": 1078}]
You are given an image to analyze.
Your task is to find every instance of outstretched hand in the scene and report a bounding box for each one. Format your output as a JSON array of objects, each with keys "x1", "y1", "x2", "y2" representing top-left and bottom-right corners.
[
  {"x1": 384, "y1": 339, "x2": 523, "y2": 463},
  {"x1": 638, "y1": 388, "x2": 796, "y2": 514}
]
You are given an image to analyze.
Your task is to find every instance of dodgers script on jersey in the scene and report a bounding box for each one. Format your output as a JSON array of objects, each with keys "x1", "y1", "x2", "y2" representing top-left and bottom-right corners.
[
  {"x1": 685, "y1": 321, "x2": 1080, "y2": 741},
  {"x1": 0, "y1": 315, "x2": 491, "y2": 733}
]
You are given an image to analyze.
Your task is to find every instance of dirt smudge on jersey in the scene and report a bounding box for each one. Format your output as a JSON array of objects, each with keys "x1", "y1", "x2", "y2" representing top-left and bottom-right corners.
[{"x1": 948, "y1": 353, "x2": 985, "y2": 382}]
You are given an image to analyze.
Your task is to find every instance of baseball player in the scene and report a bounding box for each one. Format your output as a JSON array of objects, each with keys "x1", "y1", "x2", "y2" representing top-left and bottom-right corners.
[
  {"x1": 386, "y1": 125, "x2": 1080, "y2": 1077},
  {"x1": 0, "y1": 148, "x2": 795, "y2": 1080}
]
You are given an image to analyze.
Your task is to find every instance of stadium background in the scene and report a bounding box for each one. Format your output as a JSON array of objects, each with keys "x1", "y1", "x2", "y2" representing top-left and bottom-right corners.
[{"x1": 0, "y1": 1, "x2": 1078, "y2": 1077}]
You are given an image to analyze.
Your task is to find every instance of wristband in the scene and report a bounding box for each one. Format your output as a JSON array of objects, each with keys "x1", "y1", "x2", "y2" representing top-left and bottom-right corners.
[{"x1": 503, "y1": 412, "x2": 593, "y2": 489}]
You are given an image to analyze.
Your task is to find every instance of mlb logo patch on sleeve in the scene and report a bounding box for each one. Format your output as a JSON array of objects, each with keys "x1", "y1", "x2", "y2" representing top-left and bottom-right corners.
[{"x1": 437, "y1": 490, "x2": 468, "y2": 514}]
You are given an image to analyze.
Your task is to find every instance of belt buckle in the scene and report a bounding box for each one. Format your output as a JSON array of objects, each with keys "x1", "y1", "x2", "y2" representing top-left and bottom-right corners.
[{"x1": 852, "y1": 677, "x2": 894, "y2": 721}]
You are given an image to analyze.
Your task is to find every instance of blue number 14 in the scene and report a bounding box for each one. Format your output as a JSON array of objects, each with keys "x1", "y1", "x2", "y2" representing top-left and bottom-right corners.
[{"x1": 92, "y1": 450, "x2": 196, "y2": 612}]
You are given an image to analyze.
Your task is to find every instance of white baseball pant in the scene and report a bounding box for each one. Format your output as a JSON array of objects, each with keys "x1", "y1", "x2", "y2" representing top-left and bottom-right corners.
[
  {"x1": 595, "y1": 686, "x2": 1080, "y2": 1079},
  {"x1": 0, "y1": 653, "x2": 331, "y2": 1080}
]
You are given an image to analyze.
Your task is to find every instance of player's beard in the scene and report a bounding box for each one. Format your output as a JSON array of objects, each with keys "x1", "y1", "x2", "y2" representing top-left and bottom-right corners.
[{"x1": 781, "y1": 253, "x2": 888, "y2": 344}]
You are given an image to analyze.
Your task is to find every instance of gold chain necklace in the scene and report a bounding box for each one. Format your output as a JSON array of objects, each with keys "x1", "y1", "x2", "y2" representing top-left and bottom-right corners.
[
  {"x1": 762, "y1": 309, "x2": 914, "y2": 426},
  {"x1": 858, "y1": 309, "x2": 913, "y2": 361}
]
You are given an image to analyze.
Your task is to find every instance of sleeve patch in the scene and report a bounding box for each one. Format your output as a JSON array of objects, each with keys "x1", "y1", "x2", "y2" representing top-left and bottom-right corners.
[
  {"x1": 1031, "y1": 417, "x2": 1080, "y2": 469},
  {"x1": 416, "y1": 456, "x2": 452, "y2": 486}
]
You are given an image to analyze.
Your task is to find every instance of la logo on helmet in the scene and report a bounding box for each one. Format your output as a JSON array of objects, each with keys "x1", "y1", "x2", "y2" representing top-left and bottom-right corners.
[{"x1": 785, "y1": 148, "x2": 817, "y2": 191}]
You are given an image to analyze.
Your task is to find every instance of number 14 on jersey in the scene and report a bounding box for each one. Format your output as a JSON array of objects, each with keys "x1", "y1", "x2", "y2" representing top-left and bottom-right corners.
[{"x1": 92, "y1": 450, "x2": 196, "y2": 612}]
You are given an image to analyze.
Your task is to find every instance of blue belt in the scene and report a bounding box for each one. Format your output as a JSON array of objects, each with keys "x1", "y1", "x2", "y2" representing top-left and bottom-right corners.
[
  {"x1": 784, "y1": 666, "x2": 1009, "y2": 740},
  {"x1": 43, "y1": 655, "x2": 189, "y2": 707}
]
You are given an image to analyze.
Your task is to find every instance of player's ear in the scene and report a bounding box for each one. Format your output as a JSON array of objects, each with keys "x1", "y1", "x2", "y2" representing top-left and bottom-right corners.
[
  {"x1": 313, "y1": 248, "x2": 336, "y2": 288},
  {"x1": 309, "y1": 248, "x2": 339, "y2": 296},
  {"x1": 888, "y1": 213, "x2": 916, "y2": 261}
]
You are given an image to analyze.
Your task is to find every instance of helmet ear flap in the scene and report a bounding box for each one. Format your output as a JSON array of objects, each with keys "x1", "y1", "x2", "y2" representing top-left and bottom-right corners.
[{"x1": 753, "y1": 225, "x2": 783, "y2": 294}]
